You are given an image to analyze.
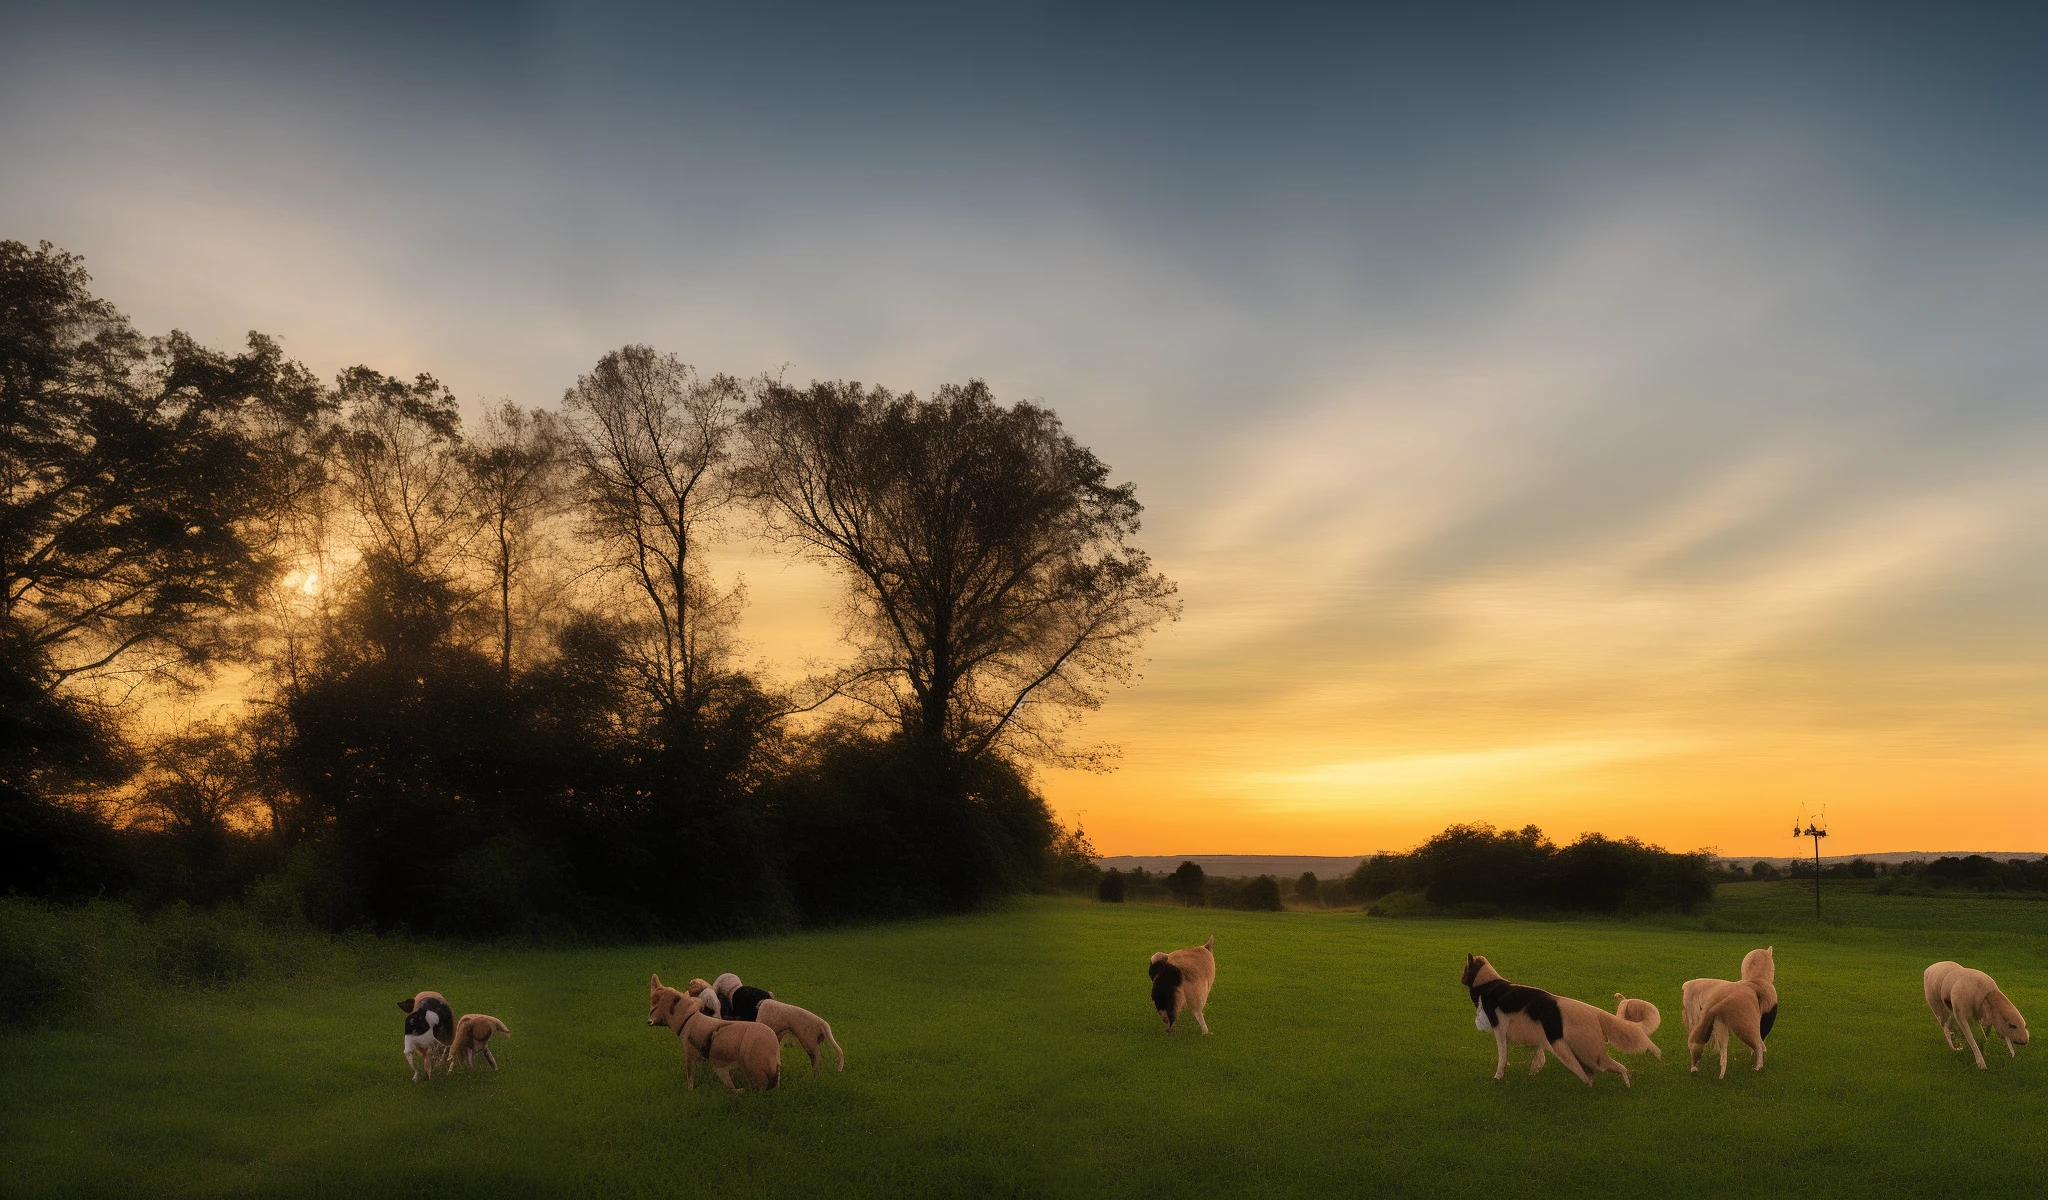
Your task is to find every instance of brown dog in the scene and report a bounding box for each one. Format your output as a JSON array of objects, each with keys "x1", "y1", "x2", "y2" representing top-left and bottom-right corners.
[
  {"x1": 447, "y1": 1014, "x2": 510, "y2": 1072},
  {"x1": 1149, "y1": 936, "x2": 1216, "y2": 1034},
  {"x1": 648, "y1": 974, "x2": 781, "y2": 1093},
  {"x1": 1925, "y1": 961, "x2": 2030, "y2": 1069},
  {"x1": 1685, "y1": 947, "x2": 1777, "y2": 1078}
]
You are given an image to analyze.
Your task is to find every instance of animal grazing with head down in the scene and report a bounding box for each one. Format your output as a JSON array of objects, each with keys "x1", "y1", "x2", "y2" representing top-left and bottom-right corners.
[
  {"x1": 1148, "y1": 936, "x2": 1216, "y2": 1034},
  {"x1": 687, "y1": 977, "x2": 845, "y2": 1073},
  {"x1": 1460, "y1": 955, "x2": 1660, "y2": 1088},
  {"x1": 705, "y1": 972, "x2": 775, "y2": 1023},
  {"x1": 1683, "y1": 947, "x2": 1777, "y2": 1078},
  {"x1": 1924, "y1": 961, "x2": 2029, "y2": 1069},
  {"x1": 446, "y1": 1014, "x2": 511, "y2": 1072},
  {"x1": 649, "y1": 974, "x2": 780, "y2": 1093},
  {"x1": 398, "y1": 991, "x2": 455, "y2": 1081}
]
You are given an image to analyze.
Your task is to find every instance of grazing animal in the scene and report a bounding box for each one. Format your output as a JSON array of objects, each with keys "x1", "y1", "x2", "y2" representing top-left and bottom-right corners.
[
  {"x1": 1461, "y1": 955, "x2": 1659, "y2": 1087},
  {"x1": 447, "y1": 1014, "x2": 511, "y2": 1072},
  {"x1": 755, "y1": 998, "x2": 846, "y2": 1073},
  {"x1": 1684, "y1": 947, "x2": 1778, "y2": 1078},
  {"x1": 1148, "y1": 935, "x2": 1216, "y2": 1034},
  {"x1": 1924, "y1": 961, "x2": 2030, "y2": 1069},
  {"x1": 648, "y1": 974, "x2": 781, "y2": 1093},
  {"x1": 398, "y1": 991, "x2": 455, "y2": 1081}
]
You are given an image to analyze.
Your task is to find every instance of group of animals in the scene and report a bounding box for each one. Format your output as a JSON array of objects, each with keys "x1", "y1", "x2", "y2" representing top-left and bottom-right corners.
[
  {"x1": 643, "y1": 971, "x2": 845, "y2": 1093},
  {"x1": 1144, "y1": 935, "x2": 2031, "y2": 1086},
  {"x1": 398, "y1": 991, "x2": 510, "y2": 1081},
  {"x1": 395, "y1": 935, "x2": 2032, "y2": 1092}
]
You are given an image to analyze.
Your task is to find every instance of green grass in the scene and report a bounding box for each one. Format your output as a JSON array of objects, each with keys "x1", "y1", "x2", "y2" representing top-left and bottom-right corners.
[{"x1": 4, "y1": 886, "x2": 2047, "y2": 1199}]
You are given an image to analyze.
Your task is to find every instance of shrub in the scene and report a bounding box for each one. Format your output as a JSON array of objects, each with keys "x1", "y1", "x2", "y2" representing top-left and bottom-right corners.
[
  {"x1": 1243, "y1": 874, "x2": 1284, "y2": 912},
  {"x1": 1295, "y1": 872, "x2": 1319, "y2": 903},
  {"x1": 1166, "y1": 861, "x2": 1206, "y2": 907},
  {"x1": 1097, "y1": 869, "x2": 1126, "y2": 903}
]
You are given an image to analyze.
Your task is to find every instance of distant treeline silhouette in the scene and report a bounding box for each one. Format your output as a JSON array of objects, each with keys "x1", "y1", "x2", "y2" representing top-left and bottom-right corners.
[
  {"x1": 0, "y1": 239, "x2": 1175, "y2": 936},
  {"x1": 1346, "y1": 824, "x2": 1717, "y2": 915}
]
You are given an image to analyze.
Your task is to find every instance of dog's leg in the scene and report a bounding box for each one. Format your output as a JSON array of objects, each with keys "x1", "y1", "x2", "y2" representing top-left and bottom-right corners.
[
  {"x1": 715, "y1": 1066, "x2": 741, "y2": 1093},
  {"x1": 1958, "y1": 1007, "x2": 1987, "y2": 1069},
  {"x1": 1550, "y1": 1040, "x2": 1594, "y2": 1086},
  {"x1": 1529, "y1": 1045, "x2": 1546, "y2": 1075},
  {"x1": 1493, "y1": 1028, "x2": 1509, "y2": 1080},
  {"x1": 1938, "y1": 999, "x2": 1961, "y2": 1050},
  {"x1": 1192, "y1": 1003, "x2": 1211, "y2": 1036},
  {"x1": 484, "y1": 1045, "x2": 499, "y2": 1071},
  {"x1": 1717, "y1": 1022, "x2": 1730, "y2": 1079}
]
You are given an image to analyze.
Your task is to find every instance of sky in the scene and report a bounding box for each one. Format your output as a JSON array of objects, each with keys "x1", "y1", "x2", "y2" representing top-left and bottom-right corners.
[{"x1": 4, "y1": 1, "x2": 2045, "y2": 857}]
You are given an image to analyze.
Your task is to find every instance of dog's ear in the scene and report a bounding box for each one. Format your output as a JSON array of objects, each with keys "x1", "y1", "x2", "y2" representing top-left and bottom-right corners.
[
  {"x1": 651, "y1": 973, "x2": 661, "y2": 989},
  {"x1": 1204, "y1": 935, "x2": 1214, "y2": 950},
  {"x1": 398, "y1": 998, "x2": 417, "y2": 1013}
]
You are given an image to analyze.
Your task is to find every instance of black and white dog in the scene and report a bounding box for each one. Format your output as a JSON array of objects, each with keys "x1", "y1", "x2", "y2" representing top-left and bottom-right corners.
[
  {"x1": 710, "y1": 972, "x2": 774, "y2": 1023},
  {"x1": 399, "y1": 991, "x2": 456, "y2": 1081}
]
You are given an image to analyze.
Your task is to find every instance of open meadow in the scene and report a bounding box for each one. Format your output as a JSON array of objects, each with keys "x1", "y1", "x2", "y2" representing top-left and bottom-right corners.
[{"x1": 5, "y1": 883, "x2": 2048, "y2": 1199}]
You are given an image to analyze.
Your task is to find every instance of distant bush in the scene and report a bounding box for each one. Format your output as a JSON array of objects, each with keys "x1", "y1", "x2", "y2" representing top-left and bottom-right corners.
[
  {"x1": 1167, "y1": 861, "x2": 1206, "y2": 907},
  {"x1": 1296, "y1": 872, "x2": 1319, "y2": 903},
  {"x1": 1348, "y1": 824, "x2": 1716, "y2": 916},
  {"x1": 1097, "y1": 870, "x2": 1126, "y2": 903}
]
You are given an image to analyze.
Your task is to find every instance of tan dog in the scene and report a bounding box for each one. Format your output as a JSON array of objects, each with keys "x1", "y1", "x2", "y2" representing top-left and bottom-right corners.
[
  {"x1": 685, "y1": 976, "x2": 845, "y2": 1073},
  {"x1": 447, "y1": 1014, "x2": 510, "y2": 1071},
  {"x1": 1685, "y1": 947, "x2": 1777, "y2": 1078},
  {"x1": 1462, "y1": 955, "x2": 1660, "y2": 1087},
  {"x1": 1148, "y1": 935, "x2": 1216, "y2": 1034},
  {"x1": 1925, "y1": 961, "x2": 2030, "y2": 1069},
  {"x1": 756, "y1": 999, "x2": 845, "y2": 1073},
  {"x1": 648, "y1": 974, "x2": 780, "y2": 1093}
]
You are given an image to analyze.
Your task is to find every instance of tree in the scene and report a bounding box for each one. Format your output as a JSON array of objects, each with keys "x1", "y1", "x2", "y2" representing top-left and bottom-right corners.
[
  {"x1": 563, "y1": 347, "x2": 751, "y2": 752},
  {"x1": 741, "y1": 378, "x2": 1178, "y2": 766},
  {"x1": 1097, "y1": 868, "x2": 1126, "y2": 902},
  {"x1": 331, "y1": 366, "x2": 470, "y2": 575},
  {"x1": 1, "y1": 241, "x2": 309, "y2": 701},
  {"x1": 1167, "y1": 860, "x2": 1205, "y2": 906},
  {"x1": 461, "y1": 401, "x2": 567, "y2": 680},
  {"x1": 1245, "y1": 873, "x2": 1283, "y2": 911},
  {"x1": 1296, "y1": 870, "x2": 1319, "y2": 903}
]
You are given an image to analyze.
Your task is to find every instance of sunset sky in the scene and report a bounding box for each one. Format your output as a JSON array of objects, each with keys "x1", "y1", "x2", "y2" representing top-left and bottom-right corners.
[{"x1": 5, "y1": 2, "x2": 2045, "y2": 857}]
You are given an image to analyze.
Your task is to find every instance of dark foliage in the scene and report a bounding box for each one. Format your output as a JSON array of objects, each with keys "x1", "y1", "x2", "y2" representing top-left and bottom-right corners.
[
  {"x1": 1347, "y1": 823, "x2": 1716, "y2": 915},
  {"x1": 1167, "y1": 860, "x2": 1206, "y2": 906},
  {"x1": 1097, "y1": 869, "x2": 1126, "y2": 902}
]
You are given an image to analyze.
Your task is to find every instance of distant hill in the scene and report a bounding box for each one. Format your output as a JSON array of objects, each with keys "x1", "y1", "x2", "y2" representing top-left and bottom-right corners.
[
  {"x1": 1716, "y1": 851, "x2": 2044, "y2": 869},
  {"x1": 1097, "y1": 850, "x2": 2047, "y2": 880},
  {"x1": 1094, "y1": 855, "x2": 1369, "y2": 880}
]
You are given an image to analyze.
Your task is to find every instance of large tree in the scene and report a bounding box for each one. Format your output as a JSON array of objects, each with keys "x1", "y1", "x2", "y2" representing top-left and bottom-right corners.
[
  {"x1": 741, "y1": 378, "x2": 1178, "y2": 765},
  {"x1": 0, "y1": 240, "x2": 314, "y2": 700},
  {"x1": 562, "y1": 346, "x2": 753, "y2": 751}
]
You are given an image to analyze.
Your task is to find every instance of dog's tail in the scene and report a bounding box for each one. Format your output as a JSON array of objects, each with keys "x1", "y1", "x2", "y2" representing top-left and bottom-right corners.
[
  {"x1": 485, "y1": 1017, "x2": 510, "y2": 1037},
  {"x1": 1613, "y1": 993, "x2": 1661, "y2": 1035},
  {"x1": 821, "y1": 1021, "x2": 845, "y2": 1071},
  {"x1": 1597, "y1": 1007, "x2": 1660, "y2": 1057}
]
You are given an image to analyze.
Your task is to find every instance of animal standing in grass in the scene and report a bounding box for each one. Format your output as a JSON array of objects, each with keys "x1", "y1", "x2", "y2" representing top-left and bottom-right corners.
[
  {"x1": 1460, "y1": 954, "x2": 1660, "y2": 1087},
  {"x1": 687, "y1": 977, "x2": 846, "y2": 1073},
  {"x1": 398, "y1": 991, "x2": 455, "y2": 1081},
  {"x1": 1148, "y1": 935, "x2": 1216, "y2": 1034},
  {"x1": 446, "y1": 1014, "x2": 511, "y2": 1072},
  {"x1": 648, "y1": 974, "x2": 781, "y2": 1093},
  {"x1": 1683, "y1": 947, "x2": 1777, "y2": 1078},
  {"x1": 1924, "y1": 961, "x2": 2029, "y2": 1069}
]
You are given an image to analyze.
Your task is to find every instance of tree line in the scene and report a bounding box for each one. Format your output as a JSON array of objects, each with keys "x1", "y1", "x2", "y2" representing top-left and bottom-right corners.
[{"x1": 0, "y1": 240, "x2": 1177, "y2": 936}]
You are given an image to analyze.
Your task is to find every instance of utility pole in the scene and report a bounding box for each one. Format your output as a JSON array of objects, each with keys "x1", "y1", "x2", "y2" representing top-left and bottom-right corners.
[{"x1": 1793, "y1": 816, "x2": 1828, "y2": 920}]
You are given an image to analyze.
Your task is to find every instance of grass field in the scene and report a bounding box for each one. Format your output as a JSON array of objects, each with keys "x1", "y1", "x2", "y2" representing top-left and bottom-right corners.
[{"x1": 5, "y1": 882, "x2": 2048, "y2": 1199}]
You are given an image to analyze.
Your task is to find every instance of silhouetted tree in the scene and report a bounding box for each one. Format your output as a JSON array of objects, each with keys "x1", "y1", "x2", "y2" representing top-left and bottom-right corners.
[
  {"x1": 1097, "y1": 868, "x2": 1126, "y2": 902},
  {"x1": 1167, "y1": 860, "x2": 1205, "y2": 906},
  {"x1": 332, "y1": 367, "x2": 470, "y2": 574},
  {"x1": 1245, "y1": 873, "x2": 1284, "y2": 911},
  {"x1": 563, "y1": 347, "x2": 758, "y2": 761},
  {"x1": 741, "y1": 379, "x2": 1178, "y2": 767},
  {"x1": 1296, "y1": 871, "x2": 1319, "y2": 902},
  {"x1": 461, "y1": 401, "x2": 568, "y2": 680}
]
